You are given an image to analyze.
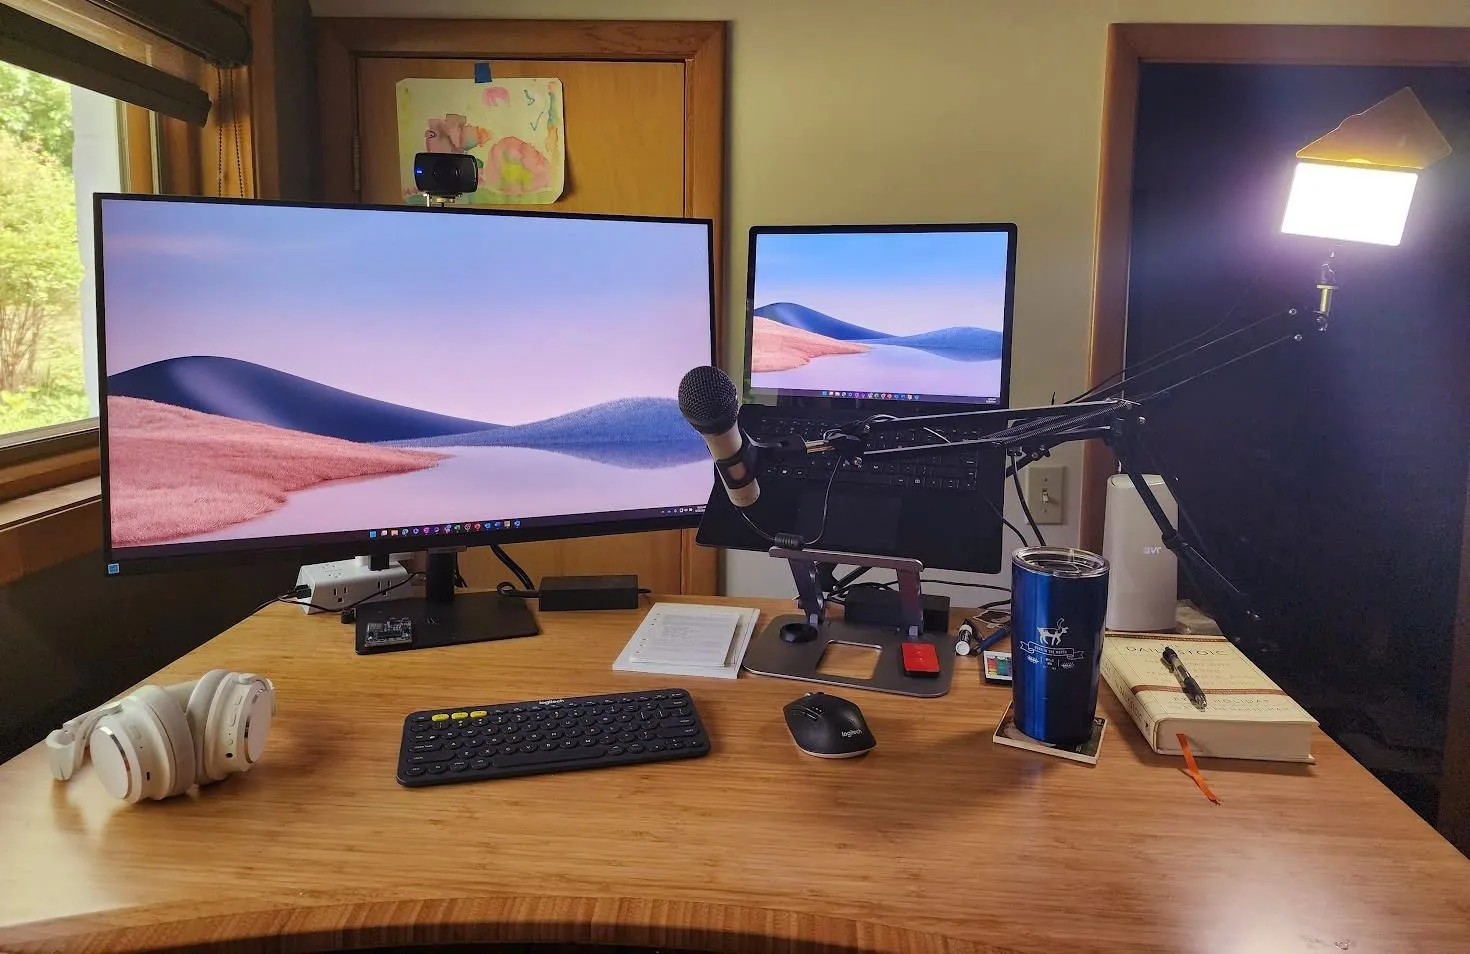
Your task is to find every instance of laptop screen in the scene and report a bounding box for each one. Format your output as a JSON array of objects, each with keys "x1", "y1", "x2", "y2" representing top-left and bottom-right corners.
[{"x1": 744, "y1": 224, "x2": 1016, "y2": 406}]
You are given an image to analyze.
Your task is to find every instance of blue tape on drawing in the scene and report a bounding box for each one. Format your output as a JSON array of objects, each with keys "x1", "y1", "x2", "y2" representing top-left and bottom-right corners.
[{"x1": 473, "y1": 62, "x2": 492, "y2": 83}]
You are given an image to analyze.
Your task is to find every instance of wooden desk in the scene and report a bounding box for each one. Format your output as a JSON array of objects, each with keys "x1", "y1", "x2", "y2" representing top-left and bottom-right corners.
[{"x1": 2, "y1": 596, "x2": 1469, "y2": 954}]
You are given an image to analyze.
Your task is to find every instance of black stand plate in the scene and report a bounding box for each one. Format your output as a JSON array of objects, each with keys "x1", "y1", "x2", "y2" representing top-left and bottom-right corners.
[{"x1": 353, "y1": 550, "x2": 539, "y2": 654}]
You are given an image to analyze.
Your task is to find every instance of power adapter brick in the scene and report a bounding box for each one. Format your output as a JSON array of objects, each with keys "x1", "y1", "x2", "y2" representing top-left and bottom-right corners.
[
  {"x1": 537, "y1": 575, "x2": 641, "y2": 612},
  {"x1": 843, "y1": 588, "x2": 951, "y2": 634}
]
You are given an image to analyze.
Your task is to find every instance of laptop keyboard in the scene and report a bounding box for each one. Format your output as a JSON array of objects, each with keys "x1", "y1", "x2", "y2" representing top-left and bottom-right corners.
[{"x1": 747, "y1": 417, "x2": 984, "y2": 492}]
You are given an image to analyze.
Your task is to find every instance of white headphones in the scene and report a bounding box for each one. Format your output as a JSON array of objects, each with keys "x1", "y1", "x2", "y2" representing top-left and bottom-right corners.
[{"x1": 46, "y1": 670, "x2": 275, "y2": 802}]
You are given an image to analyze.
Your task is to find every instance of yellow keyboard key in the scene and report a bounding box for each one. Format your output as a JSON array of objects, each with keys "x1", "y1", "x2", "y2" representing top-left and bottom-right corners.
[
  {"x1": 430, "y1": 713, "x2": 449, "y2": 722},
  {"x1": 451, "y1": 711, "x2": 469, "y2": 720},
  {"x1": 469, "y1": 710, "x2": 488, "y2": 718}
]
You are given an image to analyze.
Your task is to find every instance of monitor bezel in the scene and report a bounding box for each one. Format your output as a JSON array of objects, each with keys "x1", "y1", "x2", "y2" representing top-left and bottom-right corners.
[
  {"x1": 94, "y1": 193, "x2": 717, "y2": 576},
  {"x1": 741, "y1": 222, "x2": 1017, "y2": 411}
]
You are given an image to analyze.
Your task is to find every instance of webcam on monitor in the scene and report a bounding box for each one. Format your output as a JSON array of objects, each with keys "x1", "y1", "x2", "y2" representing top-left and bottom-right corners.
[{"x1": 413, "y1": 152, "x2": 478, "y2": 204}]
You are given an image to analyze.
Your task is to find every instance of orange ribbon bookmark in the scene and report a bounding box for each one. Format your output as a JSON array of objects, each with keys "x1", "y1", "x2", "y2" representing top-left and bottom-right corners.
[{"x1": 1177, "y1": 733, "x2": 1221, "y2": 804}]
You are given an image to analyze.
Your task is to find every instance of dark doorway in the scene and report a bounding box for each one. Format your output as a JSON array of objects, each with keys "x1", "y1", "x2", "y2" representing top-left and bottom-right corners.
[{"x1": 1125, "y1": 63, "x2": 1470, "y2": 824}]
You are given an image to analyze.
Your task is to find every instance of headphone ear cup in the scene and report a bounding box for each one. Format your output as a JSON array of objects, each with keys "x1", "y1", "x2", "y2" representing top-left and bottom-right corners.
[
  {"x1": 90, "y1": 695, "x2": 173, "y2": 802},
  {"x1": 134, "y1": 686, "x2": 194, "y2": 798},
  {"x1": 183, "y1": 670, "x2": 231, "y2": 784},
  {"x1": 206, "y1": 673, "x2": 274, "y2": 778}
]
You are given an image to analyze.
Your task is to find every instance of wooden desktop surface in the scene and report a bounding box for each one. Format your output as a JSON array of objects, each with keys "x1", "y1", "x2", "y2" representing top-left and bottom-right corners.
[{"x1": 2, "y1": 596, "x2": 1469, "y2": 954}]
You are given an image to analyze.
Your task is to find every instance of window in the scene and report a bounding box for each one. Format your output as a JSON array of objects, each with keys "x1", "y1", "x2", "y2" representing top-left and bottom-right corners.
[{"x1": 0, "y1": 60, "x2": 129, "y2": 442}]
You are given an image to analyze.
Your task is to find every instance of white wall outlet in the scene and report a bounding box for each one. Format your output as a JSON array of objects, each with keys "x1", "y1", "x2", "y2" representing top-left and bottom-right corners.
[{"x1": 1021, "y1": 464, "x2": 1066, "y2": 525}]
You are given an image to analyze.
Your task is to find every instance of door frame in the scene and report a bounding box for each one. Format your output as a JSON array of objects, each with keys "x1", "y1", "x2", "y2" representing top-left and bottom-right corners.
[
  {"x1": 1082, "y1": 22, "x2": 1470, "y2": 852},
  {"x1": 314, "y1": 18, "x2": 727, "y2": 595}
]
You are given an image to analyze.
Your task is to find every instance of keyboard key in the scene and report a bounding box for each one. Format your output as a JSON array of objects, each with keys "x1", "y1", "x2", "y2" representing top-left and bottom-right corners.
[
  {"x1": 450, "y1": 761, "x2": 469, "y2": 772},
  {"x1": 470, "y1": 758, "x2": 489, "y2": 770},
  {"x1": 618, "y1": 732, "x2": 636, "y2": 743},
  {"x1": 500, "y1": 745, "x2": 518, "y2": 755},
  {"x1": 580, "y1": 738, "x2": 599, "y2": 747},
  {"x1": 608, "y1": 746, "x2": 625, "y2": 756},
  {"x1": 547, "y1": 731, "x2": 563, "y2": 741},
  {"x1": 442, "y1": 730, "x2": 459, "y2": 740},
  {"x1": 431, "y1": 713, "x2": 449, "y2": 722},
  {"x1": 519, "y1": 743, "x2": 538, "y2": 753},
  {"x1": 410, "y1": 743, "x2": 442, "y2": 753},
  {"x1": 559, "y1": 739, "x2": 577, "y2": 749},
  {"x1": 405, "y1": 766, "x2": 427, "y2": 776},
  {"x1": 428, "y1": 763, "x2": 448, "y2": 774},
  {"x1": 469, "y1": 710, "x2": 487, "y2": 719},
  {"x1": 649, "y1": 742, "x2": 666, "y2": 752},
  {"x1": 539, "y1": 741, "x2": 557, "y2": 752},
  {"x1": 673, "y1": 717, "x2": 696, "y2": 727},
  {"x1": 444, "y1": 740, "x2": 463, "y2": 750},
  {"x1": 451, "y1": 712, "x2": 468, "y2": 720},
  {"x1": 667, "y1": 739, "x2": 684, "y2": 750},
  {"x1": 658, "y1": 726, "x2": 699, "y2": 739},
  {"x1": 410, "y1": 751, "x2": 453, "y2": 764},
  {"x1": 629, "y1": 743, "x2": 646, "y2": 754},
  {"x1": 493, "y1": 745, "x2": 606, "y2": 769}
]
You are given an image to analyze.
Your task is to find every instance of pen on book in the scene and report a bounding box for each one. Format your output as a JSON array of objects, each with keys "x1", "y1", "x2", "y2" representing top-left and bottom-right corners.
[{"x1": 1161, "y1": 645, "x2": 1208, "y2": 710}]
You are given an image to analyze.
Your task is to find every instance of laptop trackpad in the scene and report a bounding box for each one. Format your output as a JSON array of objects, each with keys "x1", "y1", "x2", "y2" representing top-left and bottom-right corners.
[{"x1": 797, "y1": 492, "x2": 901, "y2": 553}]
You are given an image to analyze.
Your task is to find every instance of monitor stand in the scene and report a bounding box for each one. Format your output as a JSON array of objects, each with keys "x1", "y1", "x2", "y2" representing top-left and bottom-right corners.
[{"x1": 353, "y1": 550, "x2": 539, "y2": 654}]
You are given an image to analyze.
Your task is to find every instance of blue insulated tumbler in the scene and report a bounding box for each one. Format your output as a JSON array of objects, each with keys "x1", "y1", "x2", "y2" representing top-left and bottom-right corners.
[{"x1": 1010, "y1": 547, "x2": 1110, "y2": 745}]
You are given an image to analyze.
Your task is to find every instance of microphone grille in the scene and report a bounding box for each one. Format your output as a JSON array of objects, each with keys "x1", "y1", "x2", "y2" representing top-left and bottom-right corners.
[{"x1": 678, "y1": 366, "x2": 739, "y2": 433}]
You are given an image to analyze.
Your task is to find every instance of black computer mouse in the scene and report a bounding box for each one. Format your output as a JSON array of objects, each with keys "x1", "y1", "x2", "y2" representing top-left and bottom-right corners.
[{"x1": 782, "y1": 692, "x2": 875, "y2": 758}]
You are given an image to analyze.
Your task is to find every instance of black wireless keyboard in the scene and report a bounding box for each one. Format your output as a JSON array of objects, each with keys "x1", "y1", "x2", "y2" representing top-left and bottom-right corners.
[{"x1": 396, "y1": 688, "x2": 711, "y2": 787}]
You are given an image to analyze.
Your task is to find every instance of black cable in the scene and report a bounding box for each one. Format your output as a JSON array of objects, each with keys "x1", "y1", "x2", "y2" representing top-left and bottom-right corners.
[
  {"x1": 736, "y1": 504, "x2": 779, "y2": 544},
  {"x1": 736, "y1": 454, "x2": 845, "y2": 547},
  {"x1": 980, "y1": 597, "x2": 1011, "y2": 610},
  {"x1": 981, "y1": 489, "x2": 1031, "y2": 550},
  {"x1": 1140, "y1": 324, "x2": 1306, "y2": 402},
  {"x1": 802, "y1": 455, "x2": 846, "y2": 547},
  {"x1": 1009, "y1": 453, "x2": 1046, "y2": 547},
  {"x1": 1076, "y1": 306, "x2": 1293, "y2": 407},
  {"x1": 919, "y1": 579, "x2": 1011, "y2": 594},
  {"x1": 259, "y1": 572, "x2": 425, "y2": 616},
  {"x1": 490, "y1": 542, "x2": 535, "y2": 591},
  {"x1": 823, "y1": 565, "x2": 872, "y2": 602},
  {"x1": 1070, "y1": 273, "x2": 1264, "y2": 403}
]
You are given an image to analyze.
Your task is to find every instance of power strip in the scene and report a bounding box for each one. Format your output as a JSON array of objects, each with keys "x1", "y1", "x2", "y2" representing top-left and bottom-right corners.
[{"x1": 294, "y1": 557, "x2": 411, "y2": 615}]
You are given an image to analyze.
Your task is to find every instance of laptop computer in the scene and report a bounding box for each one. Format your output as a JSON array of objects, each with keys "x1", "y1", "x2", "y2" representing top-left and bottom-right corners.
[{"x1": 696, "y1": 223, "x2": 1018, "y2": 574}]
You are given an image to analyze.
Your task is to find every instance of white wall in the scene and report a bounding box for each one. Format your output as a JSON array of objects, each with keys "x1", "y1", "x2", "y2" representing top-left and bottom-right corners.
[{"x1": 310, "y1": 0, "x2": 1470, "y2": 601}]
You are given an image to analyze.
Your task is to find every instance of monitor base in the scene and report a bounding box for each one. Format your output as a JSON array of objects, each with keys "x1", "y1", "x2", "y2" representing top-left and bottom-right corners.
[{"x1": 354, "y1": 592, "x2": 540, "y2": 654}]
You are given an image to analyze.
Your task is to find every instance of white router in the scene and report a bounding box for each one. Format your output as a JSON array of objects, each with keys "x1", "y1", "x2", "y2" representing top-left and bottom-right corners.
[{"x1": 1102, "y1": 474, "x2": 1178, "y2": 632}]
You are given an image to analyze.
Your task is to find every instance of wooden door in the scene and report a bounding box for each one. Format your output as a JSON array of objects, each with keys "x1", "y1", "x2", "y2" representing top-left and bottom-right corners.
[{"x1": 317, "y1": 19, "x2": 725, "y2": 595}]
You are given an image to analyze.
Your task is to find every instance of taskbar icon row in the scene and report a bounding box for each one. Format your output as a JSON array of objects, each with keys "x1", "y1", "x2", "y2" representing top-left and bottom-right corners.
[{"x1": 369, "y1": 519, "x2": 521, "y2": 540}]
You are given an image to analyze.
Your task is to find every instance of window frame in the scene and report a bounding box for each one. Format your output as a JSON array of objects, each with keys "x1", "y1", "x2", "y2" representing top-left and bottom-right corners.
[{"x1": 0, "y1": 0, "x2": 269, "y2": 582}]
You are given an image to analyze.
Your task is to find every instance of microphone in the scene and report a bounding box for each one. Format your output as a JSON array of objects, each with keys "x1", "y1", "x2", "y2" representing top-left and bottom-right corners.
[{"x1": 678, "y1": 366, "x2": 760, "y2": 507}]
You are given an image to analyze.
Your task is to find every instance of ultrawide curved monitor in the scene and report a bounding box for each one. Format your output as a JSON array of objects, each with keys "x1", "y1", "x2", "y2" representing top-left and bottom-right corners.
[{"x1": 96, "y1": 195, "x2": 715, "y2": 574}]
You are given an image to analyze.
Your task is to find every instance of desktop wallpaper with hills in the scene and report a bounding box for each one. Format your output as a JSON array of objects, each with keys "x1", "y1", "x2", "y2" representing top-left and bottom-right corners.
[
  {"x1": 749, "y1": 230, "x2": 1011, "y2": 400},
  {"x1": 99, "y1": 199, "x2": 712, "y2": 548}
]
